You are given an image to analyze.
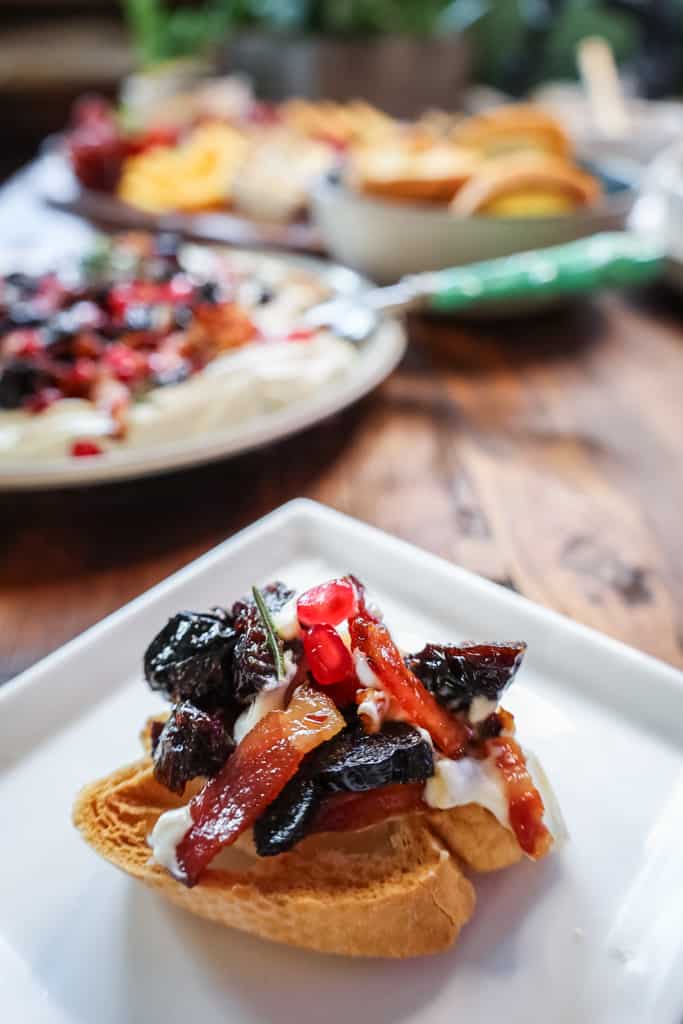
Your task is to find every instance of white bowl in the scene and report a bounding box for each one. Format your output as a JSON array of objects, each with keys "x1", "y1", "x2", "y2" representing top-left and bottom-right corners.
[{"x1": 312, "y1": 177, "x2": 633, "y2": 282}]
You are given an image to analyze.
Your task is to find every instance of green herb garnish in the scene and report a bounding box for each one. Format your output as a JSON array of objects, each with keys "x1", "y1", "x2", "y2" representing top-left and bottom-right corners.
[{"x1": 252, "y1": 585, "x2": 285, "y2": 682}]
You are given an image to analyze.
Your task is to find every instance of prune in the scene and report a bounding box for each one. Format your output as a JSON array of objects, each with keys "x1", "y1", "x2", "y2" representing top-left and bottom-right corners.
[
  {"x1": 152, "y1": 701, "x2": 234, "y2": 794},
  {"x1": 154, "y1": 233, "x2": 181, "y2": 261},
  {"x1": 317, "y1": 721, "x2": 433, "y2": 792},
  {"x1": 123, "y1": 304, "x2": 155, "y2": 332},
  {"x1": 198, "y1": 281, "x2": 221, "y2": 304},
  {"x1": 143, "y1": 610, "x2": 236, "y2": 706},
  {"x1": 253, "y1": 774, "x2": 319, "y2": 856},
  {"x1": 0, "y1": 359, "x2": 45, "y2": 408},
  {"x1": 231, "y1": 582, "x2": 294, "y2": 704},
  {"x1": 4, "y1": 272, "x2": 38, "y2": 294},
  {"x1": 256, "y1": 283, "x2": 274, "y2": 305},
  {"x1": 405, "y1": 642, "x2": 527, "y2": 714},
  {"x1": 253, "y1": 722, "x2": 433, "y2": 856},
  {"x1": 6, "y1": 303, "x2": 44, "y2": 328}
]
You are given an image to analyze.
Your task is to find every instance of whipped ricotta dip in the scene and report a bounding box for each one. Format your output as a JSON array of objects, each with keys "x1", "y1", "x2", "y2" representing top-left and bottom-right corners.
[
  {"x1": 0, "y1": 333, "x2": 355, "y2": 461},
  {"x1": 148, "y1": 804, "x2": 192, "y2": 879}
]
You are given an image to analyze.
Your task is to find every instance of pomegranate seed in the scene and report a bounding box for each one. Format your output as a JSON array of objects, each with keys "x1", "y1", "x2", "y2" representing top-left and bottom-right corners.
[
  {"x1": 25, "y1": 387, "x2": 61, "y2": 414},
  {"x1": 104, "y1": 342, "x2": 146, "y2": 383},
  {"x1": 286, "y1": 327, "x2": 316, "y2": 342},
  {"x1": 13, "y1": 330, "x2": 43, "y2": 358},
  {"x1": 303, "y1": 624, "x2": 354, "y2": 687},
  {"x1": 168, "y1": 274, "x2": 194, "y2": 303},
  {"x1": 323, "y1": 677, "x2": 360, "y2": 708},
  {"x1": 70, "y1": 358, "x2": 97, "y2": 385},
  {"x1": 71, "y1": 440, "x2": 103, "y2": 457},
  {"x1": 297, "y1": 578, "x2": 358, "y2": 627}
]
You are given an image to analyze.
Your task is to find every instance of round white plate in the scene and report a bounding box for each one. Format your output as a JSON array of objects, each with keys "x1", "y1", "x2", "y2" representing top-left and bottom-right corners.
[{"x1": 0, "y1": 252, "x2": 406, "y2": 490}]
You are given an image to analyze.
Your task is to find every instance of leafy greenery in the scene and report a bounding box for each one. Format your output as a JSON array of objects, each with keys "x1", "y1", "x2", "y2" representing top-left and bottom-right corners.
[
  {"x1": 252, "y1": 586, "x2": 285, "y2": 682},
  {"x1": 123, "y1": 0, "x2": 640, "y2": 96}
]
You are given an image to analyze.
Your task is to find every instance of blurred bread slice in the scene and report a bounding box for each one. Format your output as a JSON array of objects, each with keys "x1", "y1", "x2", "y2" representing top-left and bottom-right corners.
[
  {"x1": 450, "y1": 153, "x2": 601, "y2": 217},
  {"x1": 73, "y1": 758, "x2": 523, "y2": 957},
  {"x1": 453, "y1": 104, "x2": 572, "y2": 160},
  {"x1": 348, "y1": 140, "x2": 480, "y2": 204}
]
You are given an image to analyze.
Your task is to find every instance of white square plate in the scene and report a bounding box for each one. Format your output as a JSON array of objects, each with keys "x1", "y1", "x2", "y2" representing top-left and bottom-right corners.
[{"x1": 1, "y1": 499, "x2": 682, "y2": 1024}]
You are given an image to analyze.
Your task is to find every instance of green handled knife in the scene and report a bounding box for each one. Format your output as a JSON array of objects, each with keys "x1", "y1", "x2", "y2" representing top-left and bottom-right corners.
[{"x1": 304, "y1": 232, "x2": 666, "y2": 341}]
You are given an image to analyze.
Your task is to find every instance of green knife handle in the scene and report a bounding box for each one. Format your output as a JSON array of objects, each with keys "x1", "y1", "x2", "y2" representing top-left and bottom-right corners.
[{"x1": 426, "y1": 233, "x2": 665, "y2": 313}]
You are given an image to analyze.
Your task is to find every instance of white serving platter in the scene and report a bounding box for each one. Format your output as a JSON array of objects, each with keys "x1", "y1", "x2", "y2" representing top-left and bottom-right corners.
[
  {"x1": 0, "y1": 252, "x2": 405, "y2": 491},
  {"x1": 1, "y1": 499, "x2": 682, "y2": 1024}
]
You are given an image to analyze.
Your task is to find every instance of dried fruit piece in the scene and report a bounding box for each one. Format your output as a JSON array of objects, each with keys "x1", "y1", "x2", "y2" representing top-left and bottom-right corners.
[
  {"x1": 296, "y1": 577, "x2": 358, "y2": 627},
  {"x1": 486, "y1": 734, "x2": 551, "y2": 858},
  {"x1": 316, "y1": 722, "x2": 433, "y2": 792},
  {"x1": 303, "y1": 623, "x2": 354, "y2": 686},
  {"x1": 253, "y1": 722, "x2": 433, "y2": 856},
  {"x1": 349, "y1": 616, "x2": 470, "y2": 758},
  {"x1": 253, "y1": 773, "x2": 319, "y2": 857},
  {"x1": 231, "y1": 582, "x2": 294, "y2": 704},
  {"x1": 152, "y1": 701, "x2": 234, "y2": 794},
  {"x1": 176, "y1": 685, "x2": 345, "y2": 884},
  {"x1": 143, "y1": 610, "x2": 236, "y2": 706},
  {"x1": 405, "y1": 642, "x2": 527, "y2": 714}
]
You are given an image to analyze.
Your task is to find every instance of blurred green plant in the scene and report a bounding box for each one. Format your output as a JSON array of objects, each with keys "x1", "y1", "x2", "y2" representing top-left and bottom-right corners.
[{"x1": 124, "y1": 0, "x2": 641, "y2": 96}]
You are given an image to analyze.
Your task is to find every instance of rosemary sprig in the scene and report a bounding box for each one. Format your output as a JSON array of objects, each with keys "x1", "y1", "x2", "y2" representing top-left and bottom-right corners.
[{"x1": 252, "y1": 585, "x2": 285, "y2": 682}]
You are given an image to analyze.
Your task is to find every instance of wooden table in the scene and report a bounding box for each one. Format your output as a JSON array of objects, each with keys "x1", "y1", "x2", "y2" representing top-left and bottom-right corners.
[{"x1": 2, "y1": 277, "x2": 682, "y2": 683}]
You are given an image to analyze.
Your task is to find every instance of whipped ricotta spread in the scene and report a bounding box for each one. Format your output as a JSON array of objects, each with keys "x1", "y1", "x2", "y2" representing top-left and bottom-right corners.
[
  {"x1": 0, "y1": 334, "x2": 355, "y2": 461},
  {"x1": 424, "y1": 746, "x2": 565, "y2": 847},
  {"x1": 232, "y1": 648, "x2": 298, "y2": 745},
  {"x1": 148, "y1": 804, "x2": 193, "y2": 878}
]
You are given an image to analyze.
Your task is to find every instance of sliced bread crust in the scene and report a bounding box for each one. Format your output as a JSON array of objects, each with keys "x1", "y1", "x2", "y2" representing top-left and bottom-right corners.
[{"x1": 73, "y1": 758, "x2": 521, "y2": 958}]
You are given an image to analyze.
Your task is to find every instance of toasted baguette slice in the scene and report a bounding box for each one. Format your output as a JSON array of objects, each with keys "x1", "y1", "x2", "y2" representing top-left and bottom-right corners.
[
  {"x1": 450, "y1": 153, "x2": 601, "y2": 217},
  {"x1": 73, "y1": 758, "x2": 522, "y2": 958},
  {"x1": 453, "y1": 104, "x2": 572, "y2": 160},
  {"x1": 347, "y1": 141, "x2": 480, "y2": 204}
]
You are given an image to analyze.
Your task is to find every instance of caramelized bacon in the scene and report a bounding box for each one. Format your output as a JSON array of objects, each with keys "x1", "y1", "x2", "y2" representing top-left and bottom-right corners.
[
  {"x1": 349, "y1": 616, "x2": 470, "y2": 758},
  {"x1": 176, "y1": 685, "x2": 344, "y2": 885},
  {"x1": 486, "y1": 735, "x2": 552, "y2": 859},
  {"x1": 311, "y1": 782, "x2": 425, "y2": 835}
]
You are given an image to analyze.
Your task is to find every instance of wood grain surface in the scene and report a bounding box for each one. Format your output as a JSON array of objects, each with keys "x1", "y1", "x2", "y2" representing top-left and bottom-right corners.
[{"x1": 2, "y1": 287, "x2": 682, "y2": 683}]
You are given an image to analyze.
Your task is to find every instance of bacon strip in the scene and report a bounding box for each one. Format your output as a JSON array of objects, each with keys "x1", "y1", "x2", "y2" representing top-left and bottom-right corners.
[
  {"x1": 176, "y1": 685, "x2": 344, "y2": 885},
  {"x1": 486, "y1": 735, "x2": 552, "y2": 858},
  {"x1": 349, "y1": 616, "x2": 470, "y2": 758},
  {"x1": 312, "y1": 783, "x2": 425, "y2": 835}
]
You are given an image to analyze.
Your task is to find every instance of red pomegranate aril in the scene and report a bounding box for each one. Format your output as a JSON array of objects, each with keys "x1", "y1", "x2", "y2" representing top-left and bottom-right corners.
[
  {"x1": 303, "y1": 624, "x2": 354, "y2": 687},
  {"x1": 25, "y1": 387, "x2": 61, "y2": 414},
  {"x1": 71, "y1": 440, "x2": 103, "y2": 457},
  {"x1": 14, "y1": 330, "x2": 43, "y2": 358},
  {"x1": 71, "y1": 358, "x2": 97, "y2": 384},
  {"x1": 297, "y1": 578, "x2": 358, "y2": 627},
  {"x1": 286, "y1": 327, "x2": 316, "y2": 342},
  {"x1": 168, "y1": 274, "x2": 194, "y2": 303},
  {"x1": 104, "y1": 343, "x2": 146, "y2": 383}
]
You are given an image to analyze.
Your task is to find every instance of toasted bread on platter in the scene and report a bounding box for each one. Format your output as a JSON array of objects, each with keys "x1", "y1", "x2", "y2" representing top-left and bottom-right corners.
[
  {"x1": 73, "y1": 757, "x2": 524, "y2": 958},
  {"x1": 450, "y1": 153, "x2": 601, "y2": 217},
  {"x1": 347, "y1": 141, "x2": 480, "y2": 204},
  {"x1": 453, "y1": 104, "x2": 572, "y2": 160}
]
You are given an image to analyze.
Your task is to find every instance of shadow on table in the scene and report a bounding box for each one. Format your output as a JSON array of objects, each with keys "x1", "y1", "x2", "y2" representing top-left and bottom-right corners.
[
  {"x1": 0, "y1": 401, "x2": 371, "y2": 586},
  {"x1": 407, "y1": 299, "x2": 608, "y2": 373}
]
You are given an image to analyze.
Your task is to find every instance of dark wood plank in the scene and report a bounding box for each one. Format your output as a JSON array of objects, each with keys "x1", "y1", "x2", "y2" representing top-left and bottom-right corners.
[{"x1": 1, "y1": 289, "x2": 682, "y2": 683}]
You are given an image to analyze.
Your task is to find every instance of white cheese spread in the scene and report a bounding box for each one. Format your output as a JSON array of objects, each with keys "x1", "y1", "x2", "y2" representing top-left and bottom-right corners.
[
  {"x1": 232, "y1": 649, "x2": 298, "y2": 745},
  {"x1": 0, "y1": 334, "x2": 355, "y2": 461},
  {"x1": 148, "y1": 804, "x2": 193, "y2": 879}
]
